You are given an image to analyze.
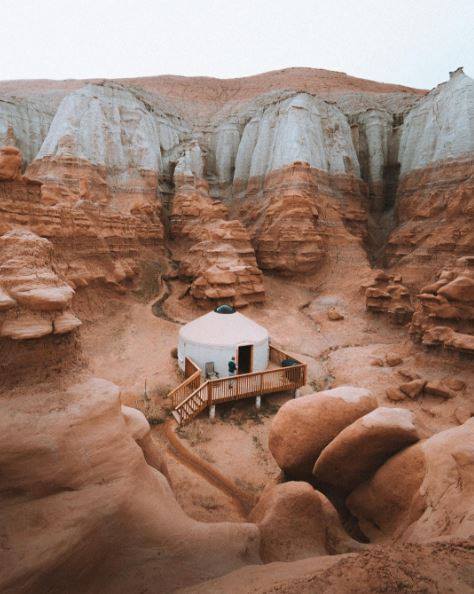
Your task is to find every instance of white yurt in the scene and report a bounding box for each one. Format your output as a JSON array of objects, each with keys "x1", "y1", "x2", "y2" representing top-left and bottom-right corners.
[{"x1": 178, "y1": 305, "x2": 269, "y2": 377}]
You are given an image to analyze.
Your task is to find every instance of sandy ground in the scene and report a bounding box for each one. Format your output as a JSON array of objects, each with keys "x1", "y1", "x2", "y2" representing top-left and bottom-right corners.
[{"x1": 76, "y1": 272, "x2": 473, "y2": 524}]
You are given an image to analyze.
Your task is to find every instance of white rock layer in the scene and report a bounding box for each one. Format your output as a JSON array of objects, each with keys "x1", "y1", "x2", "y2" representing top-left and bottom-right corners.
[
  {"x1": 231, "y1": 93, "x2": 360, "y2": 186},
  {"x1": 34, "y1": 83, "x2": 189, "y2": 181},
  {"x1": 399, "y1": 69, "x2": 474, "y2": 175},
  {"x1": 0, "y1": 97, "x2": 54, "y2": 165}
]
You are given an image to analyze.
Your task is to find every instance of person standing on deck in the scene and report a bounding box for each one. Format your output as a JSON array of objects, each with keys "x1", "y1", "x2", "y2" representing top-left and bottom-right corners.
[{"x1": 228, "y1": 356, "x2": 237, "y2": 388}]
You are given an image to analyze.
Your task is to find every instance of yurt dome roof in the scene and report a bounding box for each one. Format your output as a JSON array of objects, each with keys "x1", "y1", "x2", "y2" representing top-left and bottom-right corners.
[{"x1": 179, "y1": 310, "x2": 268, "y2": 348}]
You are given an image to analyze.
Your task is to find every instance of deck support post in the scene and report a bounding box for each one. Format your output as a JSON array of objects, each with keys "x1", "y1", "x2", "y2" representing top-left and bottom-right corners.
[
  {"x1": 209, "y1": 405, "x2": 216, "y2": 422},
  {"x1": 255, "y1": 395, "x2": 262, "y2": 410}
]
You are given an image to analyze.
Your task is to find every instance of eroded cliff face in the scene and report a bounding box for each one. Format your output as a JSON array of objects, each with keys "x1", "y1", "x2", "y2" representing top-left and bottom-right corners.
[
  {"x1": 0, "y1": 176, "x2": 165, "y2": 290},
  {"x1": 0, "y1": 68, "x2": 471, "y2": 311},
  {"x1": 171, "y1": 172, "x2": 265, "y2": 306},
  {"x1": 26, "y1": 82, "x2": 189, "y2": 211},
  {"x1": 0, "y1": 95, "x2": 54, "y2": 165},
  {"x1": 386, "y1": 69, "x2": 474, "y2": 282},
  {"x1": 231, "y1": 92, "x2": 360, "y2": 190},
  {"x1": 0, "y1": 67, "x2": 473, "y2": 594}
]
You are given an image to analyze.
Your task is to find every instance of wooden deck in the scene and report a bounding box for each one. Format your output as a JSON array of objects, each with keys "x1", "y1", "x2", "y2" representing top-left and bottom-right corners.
[{"x1": 168, "y1": 345, "x2": 307, "y2": 426}]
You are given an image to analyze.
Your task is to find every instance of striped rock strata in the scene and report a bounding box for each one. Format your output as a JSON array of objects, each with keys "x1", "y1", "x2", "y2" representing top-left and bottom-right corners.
[
  {"x1": 386, "y1": 69, "x2": 474, "y2": 281},
  {"x1": 0, "y1": 229, "x2": 80, "y2": 340},
  {"x1": 0, "y1": 176, "x2": 165, "y2": 291},
  {"x1": 171, "y1": 173, "x2": 265, "y2": 306}
]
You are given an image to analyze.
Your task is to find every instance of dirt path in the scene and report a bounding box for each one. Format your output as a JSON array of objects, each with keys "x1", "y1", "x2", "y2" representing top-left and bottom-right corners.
[
  {"x1": 163, "y1": 420, "x2": 256, "y2": 518},
  {"x1": 151, "y1": 277, "x2": 188, "y2": 325}
]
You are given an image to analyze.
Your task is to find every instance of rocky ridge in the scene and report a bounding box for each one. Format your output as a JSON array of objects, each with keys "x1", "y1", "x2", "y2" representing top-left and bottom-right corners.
[{"x1": 1, "y1": 68, "x2": 471, "y2": 298}]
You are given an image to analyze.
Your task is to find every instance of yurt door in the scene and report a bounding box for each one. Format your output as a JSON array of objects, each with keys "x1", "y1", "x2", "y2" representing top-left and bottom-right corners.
[{"x1": 237, "y1": 344, "x2": 253, "y2": 374}]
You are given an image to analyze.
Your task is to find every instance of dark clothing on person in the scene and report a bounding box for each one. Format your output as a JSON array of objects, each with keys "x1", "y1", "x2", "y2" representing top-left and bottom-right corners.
[{"x1": 228, "y1": 360, "x2": 237, "y2": 373}]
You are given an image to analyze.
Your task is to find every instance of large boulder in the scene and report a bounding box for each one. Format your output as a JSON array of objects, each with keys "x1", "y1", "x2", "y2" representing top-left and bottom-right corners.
[
  {"x1": 268, "y1": 386, "x2": 377, "y2": 478},
  {"x1": 249, "y1": 481, "x2": 361, "y2": 562},
  {"x1": 347, "y1": 419, "x2": 474, "y2": 542},
  {"x1": 313, "y1": 407, "x2": 420, "y2": 492}
]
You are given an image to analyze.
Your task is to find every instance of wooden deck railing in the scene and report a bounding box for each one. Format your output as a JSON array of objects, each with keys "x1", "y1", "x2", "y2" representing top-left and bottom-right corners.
[
  {"x1": 207, "y1": 364, "x2": 306, "y2": 404},
  {"x1": 169, "y1": 357, "x2": 201, "y2": 408},
  {"x1": 170, "y1": 345, "x2": 307, "y2": 426},
  {"x1": 269, "y1": 344, "x2": 293, "y2": 366},
  {"x1": 185, "y1": 357, "x2": 200, "y2": 378}
]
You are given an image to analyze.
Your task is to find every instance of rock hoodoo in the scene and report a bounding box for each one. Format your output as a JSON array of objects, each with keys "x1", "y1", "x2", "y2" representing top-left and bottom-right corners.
[
  {"x1": 171, "y1": 172, "x2": 265, "y2": 306},
  {"x1": 365, "y1": 270, "x2": 413, "y2": 324},
  {"x1": 410, "y1": 256, "x2": 474, "y2": 355},
  {"x1": 0, "y1": 145, "x2": 22, "y2": 180},
  {"x1": 0, "y1": 229, "x2": 80, "y2": 340}
]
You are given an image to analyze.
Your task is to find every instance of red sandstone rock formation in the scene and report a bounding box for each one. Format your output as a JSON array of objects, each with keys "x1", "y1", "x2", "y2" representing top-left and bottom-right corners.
[
  {"x1": 171, "y1": 174, "x2": 265, "y2": 306},
  {"x1": 410, "y1": 256, "x2": 474, "y2": 355},
  {"x1": 170, "y1": 175, "x2": 227, "y2": 236},
  {"x1": 385, "y1": 71, "x2": 474, "y2": 281},
  {"x1": 0, "y1": 229, "x2": 81, "y2": 340},
  {"x1": 236, "y1": 161, "x2": 369, "y2": 275},
  {"x1": 27, "y1": 155, "x2": 113, "y2": 205},
  {"x1": 0, "y1": 146, "x2": 22, "y2": 180},
  {"x1": 386, "y1": 159, "x2": 474, "y2": 281},
  {"x1": 240, "y1": 163, "x2": 325, "y2": 274},
  {"x1": 180, "y1": 221, "x2": 266, "y2": 306},
  {"x1": 365, "y1": 270, "x2": 413, "y2": 324},
  {"x1": 0, "y1": 175, "x2": 165, "y2": 291}
]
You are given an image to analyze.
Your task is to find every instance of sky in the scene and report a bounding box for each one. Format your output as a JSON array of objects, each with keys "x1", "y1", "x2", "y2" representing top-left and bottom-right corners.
[{"x1": 1, "y1": 0, "x2": 473, "y2": 89}]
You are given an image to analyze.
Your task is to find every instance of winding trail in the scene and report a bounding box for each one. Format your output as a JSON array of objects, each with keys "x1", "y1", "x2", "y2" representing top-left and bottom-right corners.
[
  {"x1": 163, "y1": 419, "x2": 255, "y2": 518},
  {"x1": 151, "y1": 277, "x2": 188, "y2": 325}
]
